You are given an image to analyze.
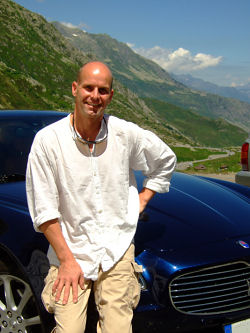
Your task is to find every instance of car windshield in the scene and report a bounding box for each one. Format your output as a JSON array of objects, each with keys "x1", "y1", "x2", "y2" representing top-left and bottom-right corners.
[{"x1": 0, "y1": 115, "x2": 65, "y2": 182}]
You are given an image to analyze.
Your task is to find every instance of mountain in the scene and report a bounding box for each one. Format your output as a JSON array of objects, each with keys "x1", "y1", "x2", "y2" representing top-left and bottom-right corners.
[
  {"x1": 236, "y1": 83, "x2": 250, "y2": 101},
  {"x1": 144, "y1": 98, "x2": 247, "y2": 148},
  {"x1": 0, "y1": 0, "x2": 92, "y2": 110},
  {"x1": 0, "y1": 0, "x2": 194, "y2": 146},
  {"x1": 170, "y1": 73, "x2": 250, "y2": 104},
  {"x1": 53, "y1": 22, "x2": 250, "y2": 132},
  {"x1": 0, "y1": 0, "x2": 247, "y2": 148}
]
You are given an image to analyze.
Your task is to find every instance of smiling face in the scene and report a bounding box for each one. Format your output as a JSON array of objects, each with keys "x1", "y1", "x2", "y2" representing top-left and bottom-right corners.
[{"x1": 72, "y1": 62, "x2": 113, "y2": 122}]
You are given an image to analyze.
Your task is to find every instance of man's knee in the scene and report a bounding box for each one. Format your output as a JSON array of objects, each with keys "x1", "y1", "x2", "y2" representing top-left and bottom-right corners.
[{"x1": 42, "y1": 267, "x2": 92, "y2": 333}]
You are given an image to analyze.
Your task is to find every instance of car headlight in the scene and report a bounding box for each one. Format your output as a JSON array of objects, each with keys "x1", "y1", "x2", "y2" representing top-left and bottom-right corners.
[{"x1": 138, "y1": 273, "x2": 147, "y2": 291}]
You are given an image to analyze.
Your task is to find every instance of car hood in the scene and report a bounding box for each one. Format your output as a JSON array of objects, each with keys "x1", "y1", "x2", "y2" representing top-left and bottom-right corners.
[
  {"x1": 1, "y1": 174, "x2": 249, "y2": 256},
  {"x1": 0, "y1": 181, "x2": 28, "y2": 211},
  {"x1": 135, "y1": 172, "x2": 250, "y2": 254}
]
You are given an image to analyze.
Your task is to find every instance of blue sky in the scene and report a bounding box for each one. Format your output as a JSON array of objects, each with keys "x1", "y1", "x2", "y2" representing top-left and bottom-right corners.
[{"x1": 14, "y1": 0, "x2": 250, "y2": 87}]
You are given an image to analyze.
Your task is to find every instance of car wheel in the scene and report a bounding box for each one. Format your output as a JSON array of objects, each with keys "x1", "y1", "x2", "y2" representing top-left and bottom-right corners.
[{"x1": 0, "y1": 273, "x2": 43, "y2": 332}]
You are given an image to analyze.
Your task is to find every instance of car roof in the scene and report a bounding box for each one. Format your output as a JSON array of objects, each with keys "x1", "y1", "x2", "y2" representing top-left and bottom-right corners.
[{"x1": 0, "y1": 110, "x2": 69, "y2": 118}]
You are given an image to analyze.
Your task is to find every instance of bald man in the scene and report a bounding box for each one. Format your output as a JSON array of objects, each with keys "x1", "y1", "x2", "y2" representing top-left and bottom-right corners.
[{"x1": 26, "y1": 62, "x2": 176, "y2": 333}]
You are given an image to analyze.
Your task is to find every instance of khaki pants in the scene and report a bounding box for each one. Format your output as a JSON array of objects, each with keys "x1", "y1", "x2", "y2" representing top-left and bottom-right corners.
[{"x1": 42, "y1": 245, "x2": 142, "y2": 333}]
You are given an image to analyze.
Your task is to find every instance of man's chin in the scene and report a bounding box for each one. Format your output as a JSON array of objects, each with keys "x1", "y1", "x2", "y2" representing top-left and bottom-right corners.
[
  {"x1": 82, "y1": 109, "x2": 104, "y2": 120},
  {"x1": 86, "y1": 105, "x2": 103, "y2": 114}
]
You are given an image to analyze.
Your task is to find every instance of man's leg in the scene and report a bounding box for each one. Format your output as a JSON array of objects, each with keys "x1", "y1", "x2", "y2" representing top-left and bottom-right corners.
[
  {"x1": 42, "y1": 266, "x2": 92, "y2": 333},
  {"x1": 94, "y1": 244, "x2": 142, "y2": 333}
]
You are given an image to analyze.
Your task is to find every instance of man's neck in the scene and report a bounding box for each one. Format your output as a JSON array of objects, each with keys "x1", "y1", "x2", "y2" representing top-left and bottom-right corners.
[{"x1": 71, "y1": 113, "x2": 102, "y2": 142}]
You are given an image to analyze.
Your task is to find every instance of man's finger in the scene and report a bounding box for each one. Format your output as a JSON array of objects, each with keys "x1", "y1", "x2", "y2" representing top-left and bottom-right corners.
[
  {"x1": 79, "y1": 274, "x2": 85, "y2": 290},
  {"x1": 62, "y1": 283, "x2": 70, "y2": 305},
  {"x1": 72, "y1": 281, "x2": 79, "y2": 304},
  {"x1": 52, "y1": 278, "x2": 60, "y2": 295},
  {"x1": 55, "y1": 281, "x2": 65, "y2": 302}
]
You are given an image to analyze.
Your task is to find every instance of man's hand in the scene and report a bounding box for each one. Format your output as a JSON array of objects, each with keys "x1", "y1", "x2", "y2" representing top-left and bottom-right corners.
[
  {"x1": 139, "y1": 187, "x2": 156, "y2": 213},
  {"x1": 39, "y1": 219, "x2": 84, "y2": 305},
  {"x1": 53, "y1": 258, "x2": 85, "y2": 305}
]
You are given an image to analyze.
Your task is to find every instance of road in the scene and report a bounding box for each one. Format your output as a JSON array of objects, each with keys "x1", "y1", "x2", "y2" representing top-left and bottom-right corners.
[
  {"x1": 191, "y1": 172, "x2": 236, "y2": 182},
  {"x1": 176, "y1": 149, "x2": 234, "y2": 171}
]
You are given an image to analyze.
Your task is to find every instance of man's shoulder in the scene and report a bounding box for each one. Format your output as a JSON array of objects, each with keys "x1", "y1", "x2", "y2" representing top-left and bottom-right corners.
[
  {"x1": 105, "y1": 114, "x2": 139, "y2": 132},
  {"x1": 33, "y1": 114, "x2": 70, "y2": 149},
  {"x1": 36, "y1": 114, "x2": 69, "y2": 137}
]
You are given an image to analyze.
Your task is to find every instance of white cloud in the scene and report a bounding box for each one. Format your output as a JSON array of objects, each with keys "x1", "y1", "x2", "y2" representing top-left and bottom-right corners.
[
  {"x1": 61, "y1": 22, "x2": 78, "y2": 29},
  {"x1": 130, "y1": 45, "x2": 223, "y2": 74},
  {"x1": 230, "y1": 78, "x2": 250, "y2": 87},
  {"x1": 60, "y1": 21, "x2": 89, "y2": 32},
  {"x1": 126, "y1": 42, "x2": 135, "y2": 48}
]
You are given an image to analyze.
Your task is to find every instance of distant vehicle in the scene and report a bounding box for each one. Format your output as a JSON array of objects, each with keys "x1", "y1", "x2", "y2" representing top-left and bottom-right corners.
[
  {"x1": 235, "y1": 135, "x2": 250, "y2": 187},
  {"x1": 1, "y1": 110, "x2": 250, "y2": 333}
]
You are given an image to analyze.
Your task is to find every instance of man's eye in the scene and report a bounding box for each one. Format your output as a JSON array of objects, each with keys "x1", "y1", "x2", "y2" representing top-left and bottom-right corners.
[
  {"x1": 84, "y1": 86, "x2": 93, "y2": 92},
  {"x1": 99, "y1": 88, "x2": 109, "y2": 95}
]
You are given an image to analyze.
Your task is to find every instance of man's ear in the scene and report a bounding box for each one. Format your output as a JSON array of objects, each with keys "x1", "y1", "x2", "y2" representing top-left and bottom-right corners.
[
  {"x1": 72, "y1": 81, "x2": 78, "y2": 97},
  {"x1": 108, "y1": 89, "x2": 114, "y2": 104}
]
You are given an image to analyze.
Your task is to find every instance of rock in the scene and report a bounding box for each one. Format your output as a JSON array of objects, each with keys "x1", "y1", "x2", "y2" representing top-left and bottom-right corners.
[
  {"x1": 194, "y1": 164, "x2": 206, "y2": 170},
  {"x1": 220, "y1": 164, "x2": 228, "y2": 170}
]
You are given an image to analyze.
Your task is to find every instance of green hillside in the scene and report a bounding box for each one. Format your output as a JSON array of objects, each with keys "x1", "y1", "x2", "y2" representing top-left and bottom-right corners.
[
  {"x1": 0, "y1": 0, "x2": 92, "y2": 110},
  {"x1": 144, "y1": 98, "x2": 247, "y2": 147}
]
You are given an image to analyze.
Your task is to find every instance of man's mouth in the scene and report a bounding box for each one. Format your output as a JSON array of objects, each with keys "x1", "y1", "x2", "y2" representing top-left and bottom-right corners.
[{"x1": 87, "y1": 103, "x2": 101, "y2": 107}]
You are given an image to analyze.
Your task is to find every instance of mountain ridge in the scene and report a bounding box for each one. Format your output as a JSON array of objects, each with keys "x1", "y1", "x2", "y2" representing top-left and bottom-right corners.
[
  {"x1": 171, "y1": 73, "x2": 250, "y2": 104},
  {"x1": 53, "y1": 22, "x2": 250, "y2": 132}
]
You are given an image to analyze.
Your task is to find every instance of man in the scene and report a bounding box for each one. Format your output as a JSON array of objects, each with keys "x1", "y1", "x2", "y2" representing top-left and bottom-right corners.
[{"x1": 26, "y1": 61, "x2": 176, "y2": 333}]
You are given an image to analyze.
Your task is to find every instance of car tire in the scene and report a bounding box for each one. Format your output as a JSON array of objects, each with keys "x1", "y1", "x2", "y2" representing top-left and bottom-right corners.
[{"x1": 0, "y1": 265, "x2": 44, "y2": 333}]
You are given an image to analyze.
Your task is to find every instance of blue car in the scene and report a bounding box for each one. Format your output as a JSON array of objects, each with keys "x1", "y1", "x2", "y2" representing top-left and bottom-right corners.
[{"x1": 0, "y1": 110, "x2": 250, "y2": 333}]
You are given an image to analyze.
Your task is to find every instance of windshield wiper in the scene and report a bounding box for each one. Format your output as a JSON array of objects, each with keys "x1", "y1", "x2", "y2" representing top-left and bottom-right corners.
[{"x1": 0, "y1": 174, "x2": 26, "y2": 183}]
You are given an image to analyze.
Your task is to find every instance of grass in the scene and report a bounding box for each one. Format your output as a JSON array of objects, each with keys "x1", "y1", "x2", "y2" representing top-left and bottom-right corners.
[
  {"x1": 172, "y1": 146, "x2": 225, "y2": 162},
  {"x1": 144, "y1": 98, "x2": 248, "y2": 148},
  {"x1": 183, "y1": 151, "x2": 241, "y2": 174}
]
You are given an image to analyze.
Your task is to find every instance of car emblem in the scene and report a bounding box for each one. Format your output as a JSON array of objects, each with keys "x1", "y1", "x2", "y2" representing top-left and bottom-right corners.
[{"x1": 238, "y1": 240, "x2": 250, "y2": 249}]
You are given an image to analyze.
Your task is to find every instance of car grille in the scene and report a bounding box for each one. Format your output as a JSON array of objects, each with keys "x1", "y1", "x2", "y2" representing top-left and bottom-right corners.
[{"x1": 170, "y1": 261, "x2": 250, "y2": 315}]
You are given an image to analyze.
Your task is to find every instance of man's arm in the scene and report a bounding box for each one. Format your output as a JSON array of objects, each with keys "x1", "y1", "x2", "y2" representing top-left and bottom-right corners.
[
  {"x1": 129, "y1": 123, "x2": 176, "y2": 195},
  {"x1": 139, "y1": 187, "x2": 156, "y2": 213},
  {"x1": 39, "y1": 219, "x2": 84, "y2": 304}
]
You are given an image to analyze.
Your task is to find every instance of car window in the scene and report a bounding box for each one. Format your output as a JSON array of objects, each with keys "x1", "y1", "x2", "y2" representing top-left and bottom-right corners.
[{"x1": 0, "y1": 115, "x2": 64, "y2": 181}]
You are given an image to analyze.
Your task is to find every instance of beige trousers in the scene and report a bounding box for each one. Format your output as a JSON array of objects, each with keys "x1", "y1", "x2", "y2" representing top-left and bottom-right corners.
[{"x1": 42, "y1": 245, "x2": 142, "y2": 333}]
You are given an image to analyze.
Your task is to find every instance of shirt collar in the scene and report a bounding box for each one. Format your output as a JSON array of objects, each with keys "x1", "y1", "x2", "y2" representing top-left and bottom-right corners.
[{"x1": 70, "y1": 114, "x2": 108, "y2": 145}]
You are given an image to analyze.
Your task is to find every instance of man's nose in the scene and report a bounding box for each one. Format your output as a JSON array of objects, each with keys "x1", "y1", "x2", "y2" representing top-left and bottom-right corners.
[{"x1": 91, "y1": 88, "x2": 100, "y2": 100}]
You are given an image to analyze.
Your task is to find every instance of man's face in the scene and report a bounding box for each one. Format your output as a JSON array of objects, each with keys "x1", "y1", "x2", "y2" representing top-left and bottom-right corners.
[{"x1": 72, "y1": 63, "x2": 113, "y2": 121}]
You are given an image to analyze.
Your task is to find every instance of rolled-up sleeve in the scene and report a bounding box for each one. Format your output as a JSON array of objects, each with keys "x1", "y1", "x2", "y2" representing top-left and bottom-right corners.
[
  {"x1": 26, "y1": 133, "x2": 60, "y2": 232},
  {"x1": 129, "y1": 124, "x2": 176, "y2": 193}
]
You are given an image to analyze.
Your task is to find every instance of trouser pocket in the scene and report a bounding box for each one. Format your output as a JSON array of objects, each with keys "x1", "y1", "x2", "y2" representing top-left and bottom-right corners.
[
  {"x1": 41, "y1": 266, "x2": 58, "y2": 313},
  {"x1": 130, "y1": 261, "x2": 143, "y2": 309}
]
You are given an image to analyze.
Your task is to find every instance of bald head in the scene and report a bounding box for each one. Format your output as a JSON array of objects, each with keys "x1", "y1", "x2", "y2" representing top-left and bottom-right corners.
[
  {"x1": 72, "y1": 61, "x2": 114, "y2": 120},
  {"x1": 77, "y1": 62, "x2": 113, "y2": 90}
]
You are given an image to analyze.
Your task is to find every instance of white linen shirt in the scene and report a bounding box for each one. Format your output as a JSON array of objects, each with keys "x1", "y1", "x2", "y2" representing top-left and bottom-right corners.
[{"x1": 26, "y1": 114, "x2": 176, "y2": 280}]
